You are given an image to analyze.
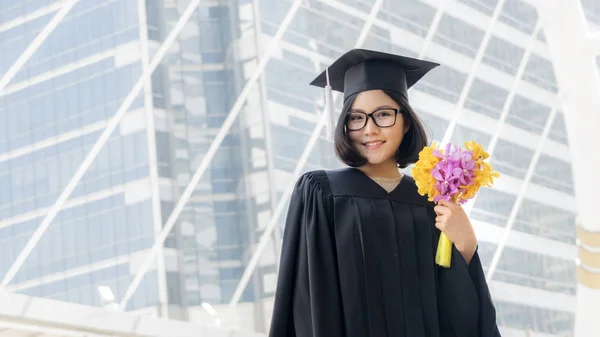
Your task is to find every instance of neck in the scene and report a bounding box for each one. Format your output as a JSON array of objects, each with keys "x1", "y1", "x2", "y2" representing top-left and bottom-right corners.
[{"x1": 358, "y1": 159, "x2": 401, "y2": 179}]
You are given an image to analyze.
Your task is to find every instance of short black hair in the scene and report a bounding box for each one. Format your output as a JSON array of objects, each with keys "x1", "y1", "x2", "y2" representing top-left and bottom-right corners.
[{"x1": 333, "y1": 90, "x2": 429, "y2": 169}]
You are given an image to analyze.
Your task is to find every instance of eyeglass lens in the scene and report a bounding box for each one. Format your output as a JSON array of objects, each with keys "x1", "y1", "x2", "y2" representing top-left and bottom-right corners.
[{"x1": 346, "y1": 109, "x2": 397, "y2": 130}]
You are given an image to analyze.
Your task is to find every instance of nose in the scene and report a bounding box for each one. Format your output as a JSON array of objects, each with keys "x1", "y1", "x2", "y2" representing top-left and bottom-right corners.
[{"x1": 363, "y1": 116, "x2": 380, "y2": 136}]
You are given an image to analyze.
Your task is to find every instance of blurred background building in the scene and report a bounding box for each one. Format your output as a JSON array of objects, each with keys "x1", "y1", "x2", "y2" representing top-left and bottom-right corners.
[{"x1": 1, "y1": 0, "x2": 599, "y2": 336}]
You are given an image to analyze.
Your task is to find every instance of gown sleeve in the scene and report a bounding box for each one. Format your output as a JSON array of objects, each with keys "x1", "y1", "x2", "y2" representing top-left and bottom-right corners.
[
  {"x1": 268, "y1": 171, "x2": 345, "y2": 337},
  {"x1": 431, "y1": 209, "x2": 502, "y2": 337}
]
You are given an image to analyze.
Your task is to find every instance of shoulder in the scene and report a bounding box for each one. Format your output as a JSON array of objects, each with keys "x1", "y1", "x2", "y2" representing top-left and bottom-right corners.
[
  {"x1": 293, "y1": 171, "x2": 335, "y2": 221},
  {"x1": 295, "y1": 170, "x2": 333, "y2": 197}
]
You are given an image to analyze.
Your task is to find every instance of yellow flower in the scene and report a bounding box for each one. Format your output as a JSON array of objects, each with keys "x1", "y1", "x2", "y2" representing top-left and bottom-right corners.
[
  {"x1": 465, "y1": 140, "x2": 489, "y2": 160},
  {"x1": 476, "y1": 162, "x2": 501, "y2": 187},
  {"x1": 412, "y1": 143, "x2": 441, "y2": 201}
]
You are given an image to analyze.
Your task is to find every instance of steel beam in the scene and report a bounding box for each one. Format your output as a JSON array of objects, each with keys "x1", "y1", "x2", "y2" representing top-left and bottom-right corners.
[
  {"x1": 0, "y1": 0, "x2": 77, "y2": 93},
  {"x1": 462, "y1": 18, "x2": 544, "y2": 216},
  {"x1": 418, "y1": 0, "x2": 449, "y2": 58},
  {"x1": 251, "y1": 0, "x2": 283, "y2": 273},
  {"x1": 485, "y1": 106, "x2": 557, "y2": 280},
  {"x1": 118, "y1": 0, "x2": 305, "y2": 310},
  {"x1": 439, "y1": 0, "x2": 507, "y2": 145}
]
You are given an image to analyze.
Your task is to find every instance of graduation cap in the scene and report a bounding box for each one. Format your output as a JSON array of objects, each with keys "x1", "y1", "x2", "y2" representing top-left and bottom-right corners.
[{"x1": 310, "y1": 49, "x2": 439, "y2": 141}]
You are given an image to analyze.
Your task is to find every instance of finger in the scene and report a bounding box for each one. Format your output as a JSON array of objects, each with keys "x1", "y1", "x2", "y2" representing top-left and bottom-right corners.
[
  {"x1": 435, "y1": 221, "x2": 445, "y2": 231},
  {"x1": 438, "y1": 199, "x2": 456, "y2": 208},
  {"x1": 434, "y1": 205, "x2": 449, "y2": 216}
]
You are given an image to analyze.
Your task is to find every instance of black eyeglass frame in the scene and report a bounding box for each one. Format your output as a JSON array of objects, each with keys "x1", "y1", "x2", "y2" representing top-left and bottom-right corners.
[{"x1": 344, "y1": 108, "x2": 403, "y2": 131}]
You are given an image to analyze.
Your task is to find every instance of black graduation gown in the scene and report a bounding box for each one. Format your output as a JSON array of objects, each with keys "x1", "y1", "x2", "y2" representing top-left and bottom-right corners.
[{"x1": 268, "y1": 168, "x2": 501, "y2": 337}]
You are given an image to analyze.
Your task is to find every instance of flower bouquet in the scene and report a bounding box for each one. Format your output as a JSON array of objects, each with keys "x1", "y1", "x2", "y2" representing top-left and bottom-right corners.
[{"x1": 411, "y1": 141, "x2": 500, "y2": 268}]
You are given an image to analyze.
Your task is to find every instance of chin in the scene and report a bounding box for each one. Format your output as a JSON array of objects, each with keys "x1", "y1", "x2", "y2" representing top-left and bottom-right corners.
[
  {"x1": 355, "y1": 144, "x2": 398, "y2": 166},
  {"x1": 364, "y1": 155, "x2": 392, "y2": 166}
]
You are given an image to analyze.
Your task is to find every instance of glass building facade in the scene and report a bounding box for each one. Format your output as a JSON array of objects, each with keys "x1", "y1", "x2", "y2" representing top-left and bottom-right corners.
[
  {"x1": 0, "y1": 0, "x2": 163, "y2": 311},
  {"x1": 0, "y1": 0, "x2": 593, "y2": 335}
]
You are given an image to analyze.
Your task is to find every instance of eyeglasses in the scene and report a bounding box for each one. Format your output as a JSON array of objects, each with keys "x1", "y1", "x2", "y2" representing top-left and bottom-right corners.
[{"x1": 345, "y1": 108, "x2": 401, "y2": 131}]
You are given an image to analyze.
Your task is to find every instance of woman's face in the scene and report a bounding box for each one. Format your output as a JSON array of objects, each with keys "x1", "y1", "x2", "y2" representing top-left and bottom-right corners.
[{"x1": 347, "y1": 90, "x2": 408, "y2": 167}]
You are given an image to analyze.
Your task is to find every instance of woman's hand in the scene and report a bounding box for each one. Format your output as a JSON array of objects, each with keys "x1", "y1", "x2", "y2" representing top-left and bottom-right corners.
[{"x1": 434, "y1": 199, "x2": 477, "y2": 265}]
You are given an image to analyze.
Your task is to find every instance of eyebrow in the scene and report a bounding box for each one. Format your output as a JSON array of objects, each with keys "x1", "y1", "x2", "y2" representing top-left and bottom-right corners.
[{"x1": 348, "y1": 105, "x2": 395, "y2": 113}]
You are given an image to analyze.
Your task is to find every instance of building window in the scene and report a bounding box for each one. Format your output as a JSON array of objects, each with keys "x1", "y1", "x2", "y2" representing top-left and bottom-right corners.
[
  {"x1": 499, "y1": 0, "x2": 538, "y2": 35},
  {"x1": 515, "y1": 198, "x2": 576, "y2": 244},
  {"x1": 549, "y1": 113, "x2": 569, "y2": 145},
  {"x1": 465, "y1": 79, "x2": 508, "y2": 119},
  {"x1": 483, "y1": 36, "x2": 525, "y2": 75},
  {"x1": 456, "y1": 0, "x2": 497, "y2": 15},
  {"x1": 381, "y1": 0, "x2": 436, "y2": 37},
  {"x1": 479, "y1": 242, "x2": 576, "y2": 295},
  {"x1": 494, "y1": 301, "x2": 574, "y2": 335},
  {"x1": 413, "y1": 66, "x2": 468, "y2": 104},
  {"x1": 532, "y1": 154, "x2": 575, "y2": 195},
  {"x1": 491, "y1": 139, "x2": 534, "y2": 180},
  {"x1": 582, "y1": 0, "x2": 600, "y2": 25},
  {"x1": 523, "y1": 54, "x2": 558, "y2": 93},
  {"x1": 472, "y1": 188, "x2": 516, "y2": 226},
  {"x1": 507, "y1": 95, "x2": 550, "y2": 135},
  {"x1": 434, "y1": 14, "x2": 484, "y2": 58}
]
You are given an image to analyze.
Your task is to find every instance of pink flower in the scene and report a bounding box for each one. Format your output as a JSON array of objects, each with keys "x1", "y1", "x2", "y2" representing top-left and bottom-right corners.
[
  {"x1": 454, "y1": 150, "x2": 475, "y2": 186},
  {"x1": 431, "y1": 144, "x2": 477, "y2": 203}
]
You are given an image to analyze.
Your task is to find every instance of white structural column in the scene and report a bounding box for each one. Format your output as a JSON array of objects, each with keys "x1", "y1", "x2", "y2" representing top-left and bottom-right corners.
[
  {"x1": 0, "y1": 0, "x2": 206, "y2": 289},
  {"x1": 354, "y1": 0, "x2": 384, "y2": 47},
  {"x1": 418, "y1": 0, "x2": 448, "y2": 58},
  {"x1": 251, "y1": 0, "x2": 283, "y2": 271},
  {"x1": 463, "y1": 18, "x2": 544, "y2": 217},
  {"x1": 137, "y1": 0, "x2": 169, "y2": 317},
  {"x1": 485, "y1": 106, "x2": 557, "y2": 280},
  {"x1": 119, "y1": 0, "x2": 306, "y2": 310},
  {"x1": 0, "y1": 0, "x2": 77, "y2": 92},
  {"x1": 588, "y1": 32, "x2": 600, "y2": 54},
  {"x1": 532, "y1": 1, "x2": 600, "y2": 336}
]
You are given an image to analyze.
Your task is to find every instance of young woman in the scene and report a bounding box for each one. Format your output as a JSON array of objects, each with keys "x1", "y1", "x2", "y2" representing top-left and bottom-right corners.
[{"x1": 268, "y1": 49, "x2": 500, "y2": 337}]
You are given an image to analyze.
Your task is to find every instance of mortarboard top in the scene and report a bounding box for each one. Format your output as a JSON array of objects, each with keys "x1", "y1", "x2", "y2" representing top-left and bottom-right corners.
[{"x1": 310, "y1": 49, "x2": 439, "y2": 102}]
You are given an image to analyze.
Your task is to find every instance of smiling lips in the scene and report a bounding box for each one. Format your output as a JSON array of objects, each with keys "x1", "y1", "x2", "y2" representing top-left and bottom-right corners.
[{"x1": 364, "y1": 141, "x2": 385, "y2": 150}]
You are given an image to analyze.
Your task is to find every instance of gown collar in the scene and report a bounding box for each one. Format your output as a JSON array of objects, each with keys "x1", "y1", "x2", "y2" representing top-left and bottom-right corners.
[{"x1": 326, "y1": 168, "x2": 433, "y2": 207}]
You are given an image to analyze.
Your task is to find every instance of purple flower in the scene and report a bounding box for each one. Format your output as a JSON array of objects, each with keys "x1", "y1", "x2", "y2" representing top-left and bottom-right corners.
[
  {"x1": 433, "y1": 179, "x2": 459, "y2": 202},
  {"x1": 433, "y1": 143, "x2": 460, "y2": 162},
  {"x1": 452, "y1": 149, "x2": 475, "y2": 186},
  {"x1": 431, "y1": 144, "x2": 478, "y2": 202}
]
